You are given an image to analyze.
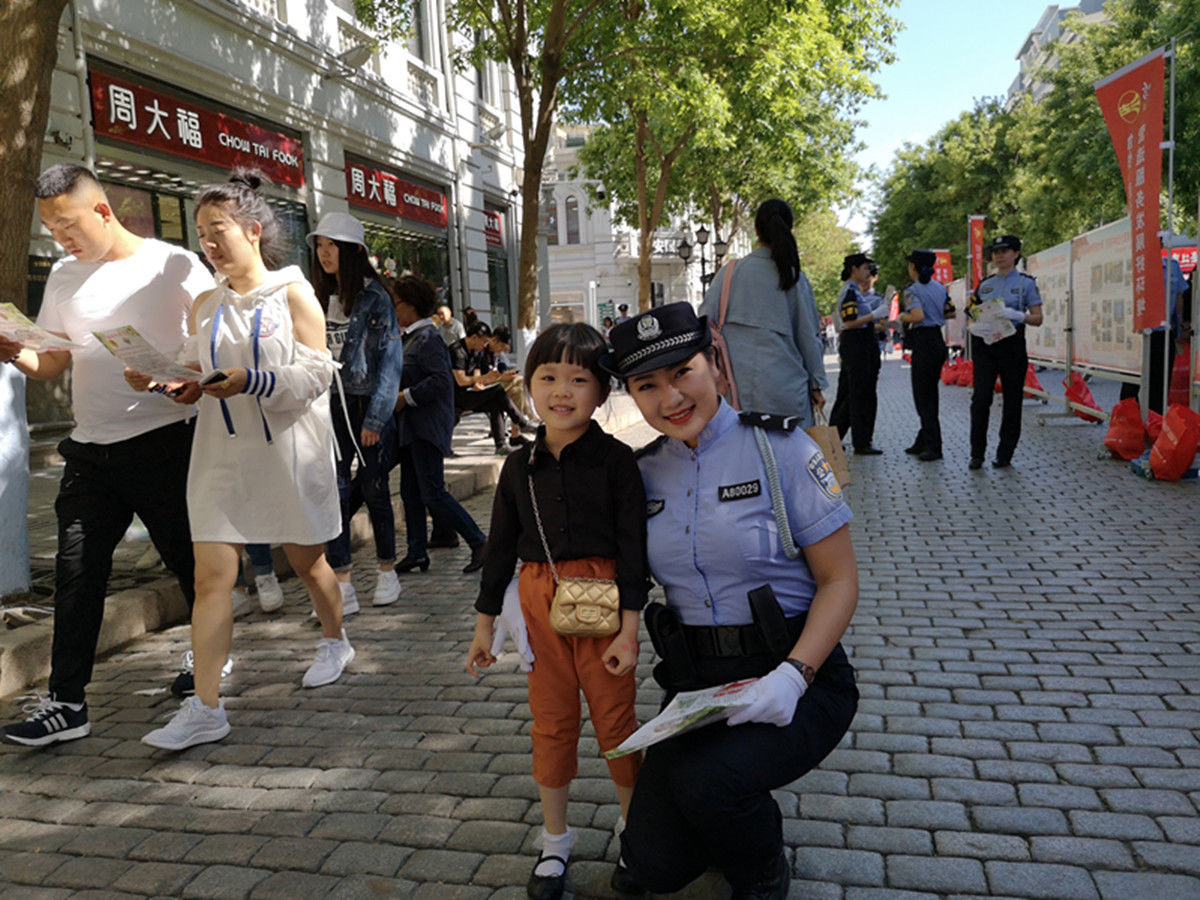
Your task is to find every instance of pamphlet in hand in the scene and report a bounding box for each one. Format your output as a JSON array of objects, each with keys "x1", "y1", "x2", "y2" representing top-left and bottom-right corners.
[
  {"x1": 92, "y1": 325, "x2": 198, "y2": 382},
  {"x1": 604, "y1": 678, "x2": 761, "y2": 759},
  {"x1": 0, "y1": 303, "x2": 82, "y2": 352},
  {"x1": 966, "y1": 299, "x2": 1017, "y2": 346}
]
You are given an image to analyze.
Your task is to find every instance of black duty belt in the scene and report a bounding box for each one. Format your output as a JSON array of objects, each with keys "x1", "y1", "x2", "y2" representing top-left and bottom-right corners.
[{"x1": 682, "y1": 623, "x2": 772, "y2": 659}]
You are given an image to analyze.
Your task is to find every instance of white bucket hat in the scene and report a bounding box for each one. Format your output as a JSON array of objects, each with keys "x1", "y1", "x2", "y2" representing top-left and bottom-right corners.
[{"x1": 306, "y1": 211, "x2": 365, "y2": 249}]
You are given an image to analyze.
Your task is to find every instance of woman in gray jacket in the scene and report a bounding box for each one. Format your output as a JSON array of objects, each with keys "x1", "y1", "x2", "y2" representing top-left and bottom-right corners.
[{"x1": 701, "y1": 199, "x2": 827, "y2": 426}]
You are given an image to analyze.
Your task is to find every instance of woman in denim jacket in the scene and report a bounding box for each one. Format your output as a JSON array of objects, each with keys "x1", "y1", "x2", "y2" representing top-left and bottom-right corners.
[{"x1": 308, "y1": 213, "x2": 404, "y2": 610}]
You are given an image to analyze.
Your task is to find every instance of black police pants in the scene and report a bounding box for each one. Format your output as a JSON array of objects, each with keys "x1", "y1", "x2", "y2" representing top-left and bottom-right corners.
[
  {"x1": 1119, "y1": 330, "x2": 1176, "y2": 415},
  {"x1": 970, "y1": 331, "x2": 1027, "y2": 462},
  {"x1": 830, "y1": 330, "x2": 878, "y2": 449},
  {"x1": 909, "y1": 327, "x2": 947, "y2": 452},
  {"x1": 621, "y1": 644, "x2": 858, "y2": 894},
  {"x1": 49, "y1": 420, "x2": 195, "y2": 703}
]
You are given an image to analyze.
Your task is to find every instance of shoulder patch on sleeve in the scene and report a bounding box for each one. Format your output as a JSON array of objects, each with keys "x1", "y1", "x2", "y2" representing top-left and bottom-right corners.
[
  {"x1": 738, "y1": 411, "x2": 799, "y2": 432},
  {"x1": 806, "y1": 452, "x2": 842, "y2": 501},
  {"x1": 635, "y1": 435, "x2": 669, "y2": 459},
  {"x1": 646, "y1": 499, "x2": 665, "y2": 518}
]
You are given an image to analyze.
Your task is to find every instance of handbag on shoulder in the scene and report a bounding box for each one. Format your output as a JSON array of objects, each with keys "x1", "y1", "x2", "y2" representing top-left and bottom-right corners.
[
  {"x1": 528, "y1": 476, "x2": 621, "y2": 637},
  {"x1": 710, "y1": 260, "x2": 740, "y2": 409}
]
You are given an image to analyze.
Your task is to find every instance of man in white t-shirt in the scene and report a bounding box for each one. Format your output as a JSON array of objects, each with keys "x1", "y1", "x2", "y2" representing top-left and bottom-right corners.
[{"x1": 0, "y1": 165, "x2": 214, "y2": 748}]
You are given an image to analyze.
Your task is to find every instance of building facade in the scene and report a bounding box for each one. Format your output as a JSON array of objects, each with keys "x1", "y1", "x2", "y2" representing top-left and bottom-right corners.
[
  {"x1": 1005, "y1": 0, "x2": 1109, "y2": 110},
  {"x1": 28, "y1": 0, "x2": 524, "y2": 423}
]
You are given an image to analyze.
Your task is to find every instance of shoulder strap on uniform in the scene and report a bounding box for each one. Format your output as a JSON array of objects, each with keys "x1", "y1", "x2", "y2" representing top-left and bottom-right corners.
[
  {"x1": 738, "y1": 410, "x2": 799, "y2": 432},
  {"x1": 752, "y1": 427, "x2": 800, "y2": 560}
]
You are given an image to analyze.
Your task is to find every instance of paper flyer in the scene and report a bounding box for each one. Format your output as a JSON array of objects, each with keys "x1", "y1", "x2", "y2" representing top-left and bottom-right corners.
[
  {"x1": 0, "y1": 303, "x2": 82, "y2": 352},
  {"x1": 92, "y1": 325, "x2": 198, "y2": 381},
  {"x1": 966, "y1": 299, "x2": 1017, "y2": 346},
  {"x1": 604, "y1": 678, "x2": 761, "y2": 758}
]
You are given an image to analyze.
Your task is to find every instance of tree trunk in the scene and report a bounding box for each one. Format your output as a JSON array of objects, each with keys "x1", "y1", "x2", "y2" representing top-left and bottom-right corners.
[
  {"x1": 634, "y1": 111, "x2": 652, "y2": 309},
  {"x1": 0, "y1": 0, "x2": 69, "y2": 312}
]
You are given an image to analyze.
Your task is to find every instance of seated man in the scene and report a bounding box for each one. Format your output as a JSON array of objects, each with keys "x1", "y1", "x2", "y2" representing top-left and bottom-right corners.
[
  {"x1": 487, "y1": 326, "x2": 537, "y2": 422},
  {"x1": 449, "y1": 322, "x2": 535, "y2": 455}
]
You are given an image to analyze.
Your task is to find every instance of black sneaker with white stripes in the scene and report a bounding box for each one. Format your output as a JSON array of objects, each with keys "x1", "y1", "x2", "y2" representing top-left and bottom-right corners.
[{"x1": 2, "y1": 694, "x2": 90, "y2": 747}]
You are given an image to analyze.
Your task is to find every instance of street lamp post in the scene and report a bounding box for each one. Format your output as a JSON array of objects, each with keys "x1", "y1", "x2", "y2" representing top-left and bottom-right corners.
[
  {"x1": 695, "y1": 225, "x2": 710, "y2": 288},
  {"x1": 676, "y1": 237, "x2": 692, "y2": 305}
]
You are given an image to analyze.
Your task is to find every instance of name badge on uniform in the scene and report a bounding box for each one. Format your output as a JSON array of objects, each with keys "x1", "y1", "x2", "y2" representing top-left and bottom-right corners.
[
  {"x1": 717, "y1": 480, "x2": 761, "y2": 502},
  {"x1": 646, "y1": 499, "x2": 665, "y2": 518}
]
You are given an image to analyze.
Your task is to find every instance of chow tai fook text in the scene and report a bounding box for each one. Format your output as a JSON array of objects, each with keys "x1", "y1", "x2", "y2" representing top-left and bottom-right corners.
[
  {"x1": 345, "y1": 161, "x2": 448, "y2": 230},
  {"x1": 88, "y1": 68, "x2": 305, "y2": 189}
]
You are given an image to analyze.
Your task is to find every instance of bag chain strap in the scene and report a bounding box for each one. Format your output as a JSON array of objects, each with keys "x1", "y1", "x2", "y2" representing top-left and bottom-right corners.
[{"x1": 528, "y1": 475, "x2": 562, "y2": 586}]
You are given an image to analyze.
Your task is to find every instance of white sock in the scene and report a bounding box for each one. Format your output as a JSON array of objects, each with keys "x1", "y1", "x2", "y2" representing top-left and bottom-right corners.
[{"x1": 534, "y1": 827, "x2": 575, "y2": 878}]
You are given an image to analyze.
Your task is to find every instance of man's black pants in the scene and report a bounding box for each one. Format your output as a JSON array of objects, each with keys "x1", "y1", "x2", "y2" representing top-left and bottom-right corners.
[
  {"x1": 49, "y1": 420, "x2": 195, "y2": 703},
  {"x1": 969, "y1": 331, "x2": 1028, "y2": 463}
]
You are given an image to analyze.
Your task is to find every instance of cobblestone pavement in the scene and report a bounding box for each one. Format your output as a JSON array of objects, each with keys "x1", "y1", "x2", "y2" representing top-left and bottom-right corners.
[{"x1": 1, "y1": 357, "x2": 1197, "y2": 898}]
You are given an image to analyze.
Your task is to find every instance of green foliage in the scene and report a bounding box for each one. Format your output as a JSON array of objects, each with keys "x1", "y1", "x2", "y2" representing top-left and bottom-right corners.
[
  {"x1": 870, "y1": 0, "x2": 1200, "y2": 286},
  {"x1": 796, "y1": 208, "x2": 860, "y2": 315}
]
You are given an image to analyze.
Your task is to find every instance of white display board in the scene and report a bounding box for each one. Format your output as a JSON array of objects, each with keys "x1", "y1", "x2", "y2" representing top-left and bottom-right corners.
[
  {"x1": 944, "y1": 278, "x2": 967, "y2": 348},
  {"x1": 1070, "y1": 218, "x2": 1140, "y2": 374},
  {"x1": 1024, "y1": 239, "x2": 1071, "y2": 365}
]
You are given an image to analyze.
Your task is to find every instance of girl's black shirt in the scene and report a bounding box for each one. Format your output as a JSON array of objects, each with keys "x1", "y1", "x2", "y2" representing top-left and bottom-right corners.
[{"x1": 475, "y1": 421, "x2": 648, "y2": 615}]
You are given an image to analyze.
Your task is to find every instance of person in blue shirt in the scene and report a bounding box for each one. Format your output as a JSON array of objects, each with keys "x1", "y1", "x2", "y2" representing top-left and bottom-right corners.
[
  {"x1": 966, "y1": 235, "x2": 1043, "y2": 469},
  {"x1": 899, "y1": 249, "x2": 955, "y2": 461},
  {"x1": 829, "y1": 252, "x2": 887, "y2": 454},
  {"x1": 1119, "y1": 252, "x2": 1188, "y2": 414},
  {"x1": 602, "y1": 302, "x2": 859, "y2": 900}
]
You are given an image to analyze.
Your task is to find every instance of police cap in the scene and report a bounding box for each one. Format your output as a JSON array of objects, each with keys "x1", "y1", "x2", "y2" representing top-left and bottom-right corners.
[
  {"x1": 990, "y1": 235, "x2": 1022, "y2": 252},
  {"x1": 906, "y1": 249, "x2": 937, "y2": 269},
  {"x1": 600, "y1": 301, "x2": 711, "y2": 378}
]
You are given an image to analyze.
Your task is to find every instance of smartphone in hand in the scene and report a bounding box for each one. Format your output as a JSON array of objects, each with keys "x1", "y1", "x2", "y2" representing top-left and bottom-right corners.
[{"x1": 200, "y1": 370, "x2": 228, "y2": 387}]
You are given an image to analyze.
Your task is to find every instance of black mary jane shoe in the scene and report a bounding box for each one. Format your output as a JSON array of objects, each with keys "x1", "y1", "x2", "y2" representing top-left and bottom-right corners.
[
  {"x1": 394, "y1": 554, "x2": 430, "y2": 573},
  {"x1": 730, "y1": 849, "x2": 790, "y2": 900},
  {"x1": 462, "y1": 543, "x2": 487, "y2": 574},
  {"x1": 527, "y1": 853, "x2": 568, "y2": 900},
  {"x1": 610, "y1": 859, "x2": 648, "y2": 896}
]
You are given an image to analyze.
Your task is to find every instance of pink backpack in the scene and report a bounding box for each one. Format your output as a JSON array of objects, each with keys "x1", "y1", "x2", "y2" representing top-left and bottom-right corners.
[{"x1": 710, "y1": 260, "x2": 739, "y2": 409}]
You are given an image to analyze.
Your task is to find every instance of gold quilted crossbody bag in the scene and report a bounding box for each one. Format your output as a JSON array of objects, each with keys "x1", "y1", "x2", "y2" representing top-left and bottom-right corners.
[{"x1": 528, "y1": 476, "x2": 621, "y2": 638}]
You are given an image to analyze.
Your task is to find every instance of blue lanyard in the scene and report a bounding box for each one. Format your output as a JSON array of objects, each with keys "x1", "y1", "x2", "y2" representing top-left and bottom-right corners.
[{"x1": 210, "y1": 301, "x2": 273, "y2": 444}]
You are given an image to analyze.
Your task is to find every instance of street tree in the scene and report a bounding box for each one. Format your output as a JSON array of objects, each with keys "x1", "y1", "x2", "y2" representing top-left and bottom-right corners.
[
  {"x1": 356, "y1": 0, "x2": 608, "y2": 331},
  {"x1": 0, "y1": 0, "x2": 69, "y2": 312}
]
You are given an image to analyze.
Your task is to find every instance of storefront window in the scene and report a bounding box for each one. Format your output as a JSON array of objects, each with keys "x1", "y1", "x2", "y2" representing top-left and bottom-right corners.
[
  {"x1": 363, "y1": 223, "x2": 451, "y2": 303},
  {"x1": 487, "y1": 254, "x2": 510, "y2": 329},
  {"x1": 565, "y1": 196, "x2": 580, "y2": 245},
  {"x1": 545, "y1": 195, "x2": 558, "y2": 246}
]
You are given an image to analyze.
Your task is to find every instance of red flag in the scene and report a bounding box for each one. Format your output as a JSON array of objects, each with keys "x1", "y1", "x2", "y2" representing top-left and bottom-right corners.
[
  {"x1": 933, "y1": 250, "x2": 954, "y2": 284},
  {"x1": 1094, "y1": 48, "x2": 1166, "y2": 331},
  {"x1": 968, "y1": 216, "x2": 985, "y2": 290}
]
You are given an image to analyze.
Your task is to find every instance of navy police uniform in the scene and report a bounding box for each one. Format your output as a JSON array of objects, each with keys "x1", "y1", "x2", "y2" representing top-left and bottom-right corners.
[
  {"x1": 967, "y1": 238, "x2": 1042, "y2": 466},
  {"x1": 830, "y1": 277, "x2": 880, "y2": 450},
  {"x1": 625, "y1": 406, "x2": 858, "y2": 894},
  {"x1": 903, "y1": 250, "x2": 955, "y2": 458}
]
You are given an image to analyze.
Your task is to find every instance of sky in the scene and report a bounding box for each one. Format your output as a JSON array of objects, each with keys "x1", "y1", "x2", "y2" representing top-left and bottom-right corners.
[{"x1": 845, "y1": 0, "x2": 1076, "y2": 243}]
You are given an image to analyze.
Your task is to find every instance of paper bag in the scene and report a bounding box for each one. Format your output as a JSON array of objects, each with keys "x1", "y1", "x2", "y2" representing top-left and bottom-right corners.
[{"x1": 806, "y1": 411, "x2": 850, "y2": 487}]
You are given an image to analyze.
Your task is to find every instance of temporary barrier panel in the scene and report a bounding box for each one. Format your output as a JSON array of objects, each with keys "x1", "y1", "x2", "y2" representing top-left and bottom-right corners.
[
  {"x1": 944, "y1": 278, "x2": 967, "y2": 349},
  {"x1": 1024, "y1": 239, "x2": 1071, "y2": 366},
  {"x1": 1070, "y1": 219, "x2": 1141, "y2": 375}
]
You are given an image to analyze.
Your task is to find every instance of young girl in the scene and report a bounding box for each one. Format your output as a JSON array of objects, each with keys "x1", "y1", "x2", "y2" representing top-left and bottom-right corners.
[
  {"x1": 130, "y1": 170, "x2": 352, "y2": 750},
  {"x1": 308, "y1": 213, "x2": 404, "y2": 608},
  {"x1": 465, "y1": 323, "x2": 646, "y2": 900}
]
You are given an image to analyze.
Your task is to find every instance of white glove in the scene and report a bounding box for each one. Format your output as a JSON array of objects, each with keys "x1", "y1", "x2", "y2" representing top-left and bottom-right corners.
[
  {"x1": 726, "y1": 661, "x2": 808, "y2": 728},
  {"x1": 999, "y1": 306, "x2": 1027, "y2": 323},
  {"x1": 489, "y1": 577, "x2": 534, "y2": 672},
  {"x1": 871, "y1": 304, "x2": 890, "y2": 321}
]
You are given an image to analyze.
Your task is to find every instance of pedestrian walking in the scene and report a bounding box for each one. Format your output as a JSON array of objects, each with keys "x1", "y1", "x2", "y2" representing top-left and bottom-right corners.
[
  {"x1": 1, "y1": 164, "x2": 213, "y2": 747},
  {"x1": 466, "y1": 323, "x2": 647, "y2": 900},
  {"x1": 309, "y1": 212, "x2": 405, "y2": 610},
  {"x1": 829, "y1": 252, "x2": 887, "y2": 453},
  {"x1": 967, "y1": 235, "x2": 1043, "y2": 469},
  {"x1": 899, "y1": 249, "x2": 955, "y2": 461},
  {"x1": 605, "y1": 303, "x2": 859, "y2": 900},
  {"x1": 134, "y1": 170, "x2": 352, "y2": 751},
  {"x1": 389, "y1": 275, "x2": 488, "y2": 575},
  {"x1": 701, "y1": 198, "x2": 827, "y2": 425}
]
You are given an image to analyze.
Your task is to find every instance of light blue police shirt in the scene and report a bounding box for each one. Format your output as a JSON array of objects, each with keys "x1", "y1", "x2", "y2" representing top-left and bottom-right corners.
[
  {"x1": 904, "y1": 280, "x2": 952, "y2": 328},
  {"x1": 1153, "y1": 257, "x2": 1187, "y2": 334},
  {"x1": 975, "y1": 269, "x2": 1042, "y2": 312},
  {"x1": 839, "y1": 281, "x2": 871, "y2": 331},
  {"x1": 637, "y1": 401, "x2": 854, "y2": 627}
]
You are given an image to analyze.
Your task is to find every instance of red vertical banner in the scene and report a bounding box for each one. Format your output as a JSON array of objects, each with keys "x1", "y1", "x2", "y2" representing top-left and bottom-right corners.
[
  {"x1": 933, "y1": 250, "x2": 954, "y2": 284},
  {"x1": 1094, "y1": 48, "x2": 1166, "y2": 331},
  {"x1": 968, "y1": 216, "x2": 985, "y2": 290}
]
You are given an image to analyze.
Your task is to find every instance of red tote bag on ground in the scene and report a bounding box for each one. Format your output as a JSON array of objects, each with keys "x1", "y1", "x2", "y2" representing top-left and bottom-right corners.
[
  {"x1": 1103, "y1": 398, "x2": 1146, "y2": 460},
  {"x1": 956, "y1": 361, "x2": 973, "y2": 387},
  {"x1": 1024, "y1": 364, "x2": 1044, "y2": 397},
  {"x1": 1063, "y1": 373, "x2": 1103, "y2": 422},
  {"x1": 1148, "y1": 403, "x2": 1200, "y2": 481},
  {"x1": 1168, "y1": 345, "x2": 1190, "y2": 408}
]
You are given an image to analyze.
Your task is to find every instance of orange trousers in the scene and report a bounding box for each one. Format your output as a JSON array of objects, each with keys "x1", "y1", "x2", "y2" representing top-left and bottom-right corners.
[{"x1": 520, "y1": 557, "x2": 641, "y2": 789}]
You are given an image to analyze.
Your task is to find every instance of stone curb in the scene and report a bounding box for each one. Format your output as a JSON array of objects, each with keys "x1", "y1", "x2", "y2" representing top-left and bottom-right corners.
[{"x1": 0, "y1": 394, "x2": 643, "y2": 699}]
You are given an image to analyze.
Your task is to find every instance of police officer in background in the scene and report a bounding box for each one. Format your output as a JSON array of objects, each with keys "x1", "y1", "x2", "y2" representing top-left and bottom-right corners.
[
  {"x1": 603, "y1": 302, "x2": 859, "y2": 899},
  {"x1": 829, "y1": 253, "x2": 887, "y2": 454},
  {"x1": 967, "y1": 235, "x2": 1042, "y2": 469},
  {"x1": 899, "y1": 249, "x2": 955, "y2": 461},
  {"x1": 1118, "y1": 251, "x2": 1188, "y2": 414}
]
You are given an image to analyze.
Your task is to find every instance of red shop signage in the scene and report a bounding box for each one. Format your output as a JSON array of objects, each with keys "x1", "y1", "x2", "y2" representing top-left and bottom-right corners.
[
  {"x1": 484, "y1": 210, "x2": 503, "y2": 248},
  {"x1": 89, "y1": 68, "x2": 305, "y2": 189},
  {"x1": 345, "y1": 161, "x2": 448, "y2": 229},
  {"x1": 1164, "y1": 246, "x2": 1197, "y2": 273}
]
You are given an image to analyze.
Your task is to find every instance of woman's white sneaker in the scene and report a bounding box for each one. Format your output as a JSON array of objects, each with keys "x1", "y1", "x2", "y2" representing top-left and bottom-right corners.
[
  {"x1": 373, "y1": 569, "x2": 402, "y2": 606},
  {"x1": 255, "y1": 573, "x2": 285, "y2": 612},
  {"x1": 302, "y1": 630, "x2": 355, "y2": 687},
  {"x1": 142, "y1": 696, "x2": 230, "y2": 750}
]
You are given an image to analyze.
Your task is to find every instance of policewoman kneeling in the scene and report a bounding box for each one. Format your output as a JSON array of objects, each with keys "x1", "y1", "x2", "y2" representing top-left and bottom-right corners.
[{"x1": 601, "y1": 303, "x2": 859, "y2": 900}]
